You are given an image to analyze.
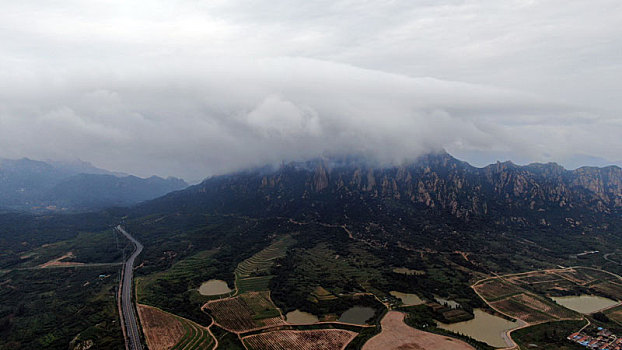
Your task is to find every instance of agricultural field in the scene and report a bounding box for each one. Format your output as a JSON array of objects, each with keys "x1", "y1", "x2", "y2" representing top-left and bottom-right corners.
[
  {"x1": 473, "y1": 267, "x2": 622, "y2": 325},
  {"x1": 235, "y1": 235, "x2": 295, "y2": 294},
  {"x1": 137, "y1": 304, "x2": 215, "y2": 350},
  {"x1": 203, "y1": 291, "x2": 284, "y2": 333},
  {"x1": 135, "y1": 249, "x2": 223, "y2": 322},
  {"x1": 473, "y1": 278, "x2": 525, "y2": 302},
  {"x1": 242, "y1": 329, "x2": 358, "y2": 350},
  {"x1": 489, "y1": 294, "x2": 571, "y2": 323}
]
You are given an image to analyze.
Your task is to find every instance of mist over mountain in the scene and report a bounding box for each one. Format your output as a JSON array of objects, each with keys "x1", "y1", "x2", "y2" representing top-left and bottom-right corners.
[{"x1": 0, "y1": 157, "x2": 187, "y2": 211}]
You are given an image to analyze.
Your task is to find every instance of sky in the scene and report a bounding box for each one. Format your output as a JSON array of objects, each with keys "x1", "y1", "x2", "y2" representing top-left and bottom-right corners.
[{"x1": 1, "y1": 0, "x2": 621, "y2": 180}]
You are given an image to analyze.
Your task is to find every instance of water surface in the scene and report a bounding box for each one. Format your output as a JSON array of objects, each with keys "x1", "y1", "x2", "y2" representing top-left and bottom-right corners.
[
  {"x1": 339, "y1": 306, "x2": 375, "y2": 325},
  {"x1": 198, "y1": 279, "x2": 232, "y2": 296},
  {"x1": 285, "y1": 310, "x2": 319, "y2": 324},
  {"x1": 390, "y1": 291, "x2": 425, "y2": 305},
  {"x1": 551, "y1": 295, "x2": 618, "y2": 314},
  {"x1": 437, "y1": 308, "x2": 521, "y2": 348}
]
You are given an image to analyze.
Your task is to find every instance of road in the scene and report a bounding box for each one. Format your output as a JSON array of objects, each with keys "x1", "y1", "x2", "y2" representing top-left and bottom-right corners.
[{"x1": 117, "y1": 225, "x2": 144, "y2": 350}]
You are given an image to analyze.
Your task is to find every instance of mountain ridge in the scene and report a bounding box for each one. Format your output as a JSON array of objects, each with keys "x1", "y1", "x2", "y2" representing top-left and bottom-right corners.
[{"x1": 137, "y1": 152, "x2": 622, "y2": 232}]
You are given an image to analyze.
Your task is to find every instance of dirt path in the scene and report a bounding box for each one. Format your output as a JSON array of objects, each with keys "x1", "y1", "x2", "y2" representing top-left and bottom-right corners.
[{"x1": 362, "y1": 311, "x2": 475, "y2": 350}]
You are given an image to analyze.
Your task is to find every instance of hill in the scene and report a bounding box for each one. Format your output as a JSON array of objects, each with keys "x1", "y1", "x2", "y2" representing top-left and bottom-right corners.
[{"x1": 0, "y1": 158, "x2": 187, "y2": 211}]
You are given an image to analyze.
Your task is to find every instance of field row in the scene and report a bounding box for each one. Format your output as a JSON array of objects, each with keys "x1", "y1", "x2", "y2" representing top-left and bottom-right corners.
[
  {"x1": 474, "y1": 267, "x2": 622, "y2": 324},
  {"x1": 235, "y1": 236, "x2": 295, "y2": 279},
  {"x1": 204, "y1": 291, "x2": 285, "y2": 333},
  {"x1": 242, "y1": 329, "x2": 358, "y2": 350},
  {"x1": 138, "y1": 304, "x2": 214, "y2": 350}
]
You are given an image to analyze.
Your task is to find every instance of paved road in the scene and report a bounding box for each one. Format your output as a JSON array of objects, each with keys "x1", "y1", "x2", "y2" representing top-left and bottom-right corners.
[{"x1": 117, "y1": 225, "x2": 144, "y2": 350}]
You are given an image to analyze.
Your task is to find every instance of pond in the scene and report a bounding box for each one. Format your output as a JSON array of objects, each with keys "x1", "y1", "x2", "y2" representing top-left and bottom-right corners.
[
  {"x1": 198, "y1": 279, "x2": 232, "y2": 296},
  {"x1": 551, "y1": 295, "x2": 619, "y2": 314},
  {"x1": 285, "y1": 310, "x2": 319, "y2": 324},
  {"x1": 339, "y1": 306, "x2": 375, "y2": 325},
  {"x1": 390, "y1": 291, "x2": 425, "y2": 306},
  {"x1": 437, "y1": 308, "x2": 521, "y2": 348}
]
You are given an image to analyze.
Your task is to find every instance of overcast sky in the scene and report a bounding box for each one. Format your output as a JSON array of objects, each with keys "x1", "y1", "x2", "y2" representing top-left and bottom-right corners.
[{"x1": 1, "y1": 0, "x2": 621, "y2": 180}]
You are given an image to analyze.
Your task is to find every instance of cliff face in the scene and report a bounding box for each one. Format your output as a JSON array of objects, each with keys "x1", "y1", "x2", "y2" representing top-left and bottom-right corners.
[{"x1": 145, "y1": 152, "x2": 621, "y2": 230}]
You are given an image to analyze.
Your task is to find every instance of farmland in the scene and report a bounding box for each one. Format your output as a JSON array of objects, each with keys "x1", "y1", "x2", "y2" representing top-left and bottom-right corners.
[
  {"x1": 242, "y1": 329, "x2": 358, "y2": 350},
  {"x1": 137, "y1": 304, "x2": 214, "y2": 350},
  {"x1": 235, "y1": 235, "x2": 295, "y2": 294},
  {"x1": 203, "y1": 291, "x2": 284, "y2": 333},
  {"x1": 473, "y1": 272, "x2": 580, "y2": 323},
  {"x1": 471, "y1": 267, "x2": 622, "y2": 324}
]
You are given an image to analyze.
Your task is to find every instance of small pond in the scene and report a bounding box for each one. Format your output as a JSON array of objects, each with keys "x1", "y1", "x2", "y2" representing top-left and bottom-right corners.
[
  {"x1": 437, "y1": 308, "x2": 521, "y2": 348},
  {"x1": 285, "y1": 310, "x2": 319, "y2": 324},
  {"x1": 551, "y1": 295, "x2": 618, "y2": 314},
  {"x1": 338, "y1": 306, "x2": 375, "y2": 325},
  {"x1": 198, "y1": 279, "x2": 232, "y2": 296},
  {"x1": 390, "y1": 291, "x2": 425, "y2": 306}
]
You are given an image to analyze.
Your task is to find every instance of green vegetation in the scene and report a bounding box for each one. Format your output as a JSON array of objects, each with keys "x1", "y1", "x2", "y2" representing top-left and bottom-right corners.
[
  {"x1": 235, "y1": 235, "x2": 296, "y2": 294},
  {"x1": 512, "y1": 320, "x2": 587, "y2": 350},
  {"x1": 136, "y1": 249, "x2": 221, "y2": 323},
  {"x1": 211, "y1": 325, "x2": 245, "y2": 350},
  {"x1": 0, "y1": 211, "x2": 117, "y2": 269},
  {"x1": 0, "y1": 266, "x2": 123, "y2": 349}
]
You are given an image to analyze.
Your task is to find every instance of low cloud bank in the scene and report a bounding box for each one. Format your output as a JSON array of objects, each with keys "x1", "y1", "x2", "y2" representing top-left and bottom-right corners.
[{"x1": 2, "y1": 57, "x2": 619, "y2": 179}]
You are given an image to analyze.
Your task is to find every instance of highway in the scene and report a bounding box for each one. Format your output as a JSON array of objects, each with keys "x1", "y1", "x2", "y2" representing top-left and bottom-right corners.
[{"x1": 117, "y1": 225, "x2": 144, "y2": 350}]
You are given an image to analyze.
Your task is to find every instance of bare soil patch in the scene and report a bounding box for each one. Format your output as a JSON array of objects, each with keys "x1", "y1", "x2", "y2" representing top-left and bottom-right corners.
[
  {"x1": 38, "y1": 252, "x2": 84, "y2": 268},
  {"x1": 243, "y1": 329, "x2": 357, "y2": 350},
  {"x1": 362, "y1": 311, "x2": 475, "y2": 350},
  {"x1": 137, "y1": 304, "x2": 185, "y2": 350}
]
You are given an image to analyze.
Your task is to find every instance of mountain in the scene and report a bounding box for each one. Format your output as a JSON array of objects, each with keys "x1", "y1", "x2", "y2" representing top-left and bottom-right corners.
[
  {"x1": 0, "y1": 158, "x2": 187, "y2": 211},
  {"x1": 137, "y1": 152, "x2": 622, "y2": 239},
  {"x1": 47, "y1": 174, "x2": 188, "y2": 209}
]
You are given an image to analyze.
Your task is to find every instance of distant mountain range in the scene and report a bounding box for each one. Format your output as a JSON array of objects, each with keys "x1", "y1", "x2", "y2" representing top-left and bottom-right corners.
[
  {"x1": 0, "y1": 158, "x2": 187, "y2": 211},
  {"x1": 136, "y1": 152, "x2": 622, "y2": 239}
]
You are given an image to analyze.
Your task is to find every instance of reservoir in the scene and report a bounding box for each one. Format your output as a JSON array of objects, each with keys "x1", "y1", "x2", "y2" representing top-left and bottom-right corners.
[
  {"x1": 551, "y1": 295, "x2": 619, "y2": 314},
  {"x1": 339, "y1": 306, "x2": 375, "y2": 325},
  {"x1": 437, "y1": 308, "x2": 521, "y2": 348},
  {"x1": 198, "y1": 279, "x2": 232, "y2": 296},
  {"x1": 285, "y1": 310, "x2": 319, "y2": 324}
]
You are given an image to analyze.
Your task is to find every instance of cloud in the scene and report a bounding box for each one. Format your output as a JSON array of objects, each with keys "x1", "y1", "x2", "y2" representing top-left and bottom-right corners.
[{"x1": 0, "y1": 1, "x2": 620, "y2": 179}]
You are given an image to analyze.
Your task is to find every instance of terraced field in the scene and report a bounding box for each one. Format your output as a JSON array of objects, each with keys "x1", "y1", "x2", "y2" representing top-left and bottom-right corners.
[
  {"x1": 136, "y1": 249, "x2": 221, "y2": 303},
  {"x1": 170, "y1": 318, "x2": 214, "y2": 350},
  {"x1": 235, "y1": 235, "x2": 295, "y2": 293},
  {"x1": 137, "y1": 304, "x2": 214, "y2": 350}
]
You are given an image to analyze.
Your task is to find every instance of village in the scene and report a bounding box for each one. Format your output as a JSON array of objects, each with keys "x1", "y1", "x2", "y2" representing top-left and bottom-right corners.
[{"x1": 568, "y1": 327, "x2": 622, "y2": 350}]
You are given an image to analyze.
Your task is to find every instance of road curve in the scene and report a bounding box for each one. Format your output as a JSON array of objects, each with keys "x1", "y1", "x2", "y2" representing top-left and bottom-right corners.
[{"x1": 117, "y1": 225, "x2": 144, "y2": 350}]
